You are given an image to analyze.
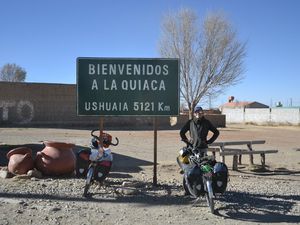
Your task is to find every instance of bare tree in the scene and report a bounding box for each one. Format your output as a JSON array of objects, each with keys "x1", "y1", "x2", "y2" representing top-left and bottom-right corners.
[
  {"x1": 159, "y1": 9, "x2": 246, "y2": 118},
  {"x1": 0, "y1": 63, "x2": 27, "y2": 82}
]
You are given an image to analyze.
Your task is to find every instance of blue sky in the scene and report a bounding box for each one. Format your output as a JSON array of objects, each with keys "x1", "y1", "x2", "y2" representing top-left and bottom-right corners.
[{"x1": 1, "y1": 0, "x2": 299, "y2": 108}]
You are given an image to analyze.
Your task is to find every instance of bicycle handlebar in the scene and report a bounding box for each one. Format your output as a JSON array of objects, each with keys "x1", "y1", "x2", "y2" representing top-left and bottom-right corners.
[{"x1": 90, "y1": 129, "x2": 119, "y2": 146}]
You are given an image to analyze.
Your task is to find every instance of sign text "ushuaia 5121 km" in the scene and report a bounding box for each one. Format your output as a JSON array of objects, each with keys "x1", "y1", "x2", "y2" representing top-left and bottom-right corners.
[{"x1": 77, "y1": 58, "x2": 179, "y2": 116}]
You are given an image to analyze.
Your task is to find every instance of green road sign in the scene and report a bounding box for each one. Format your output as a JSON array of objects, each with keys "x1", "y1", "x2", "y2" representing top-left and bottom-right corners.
[{"x1": 77, "y1": 57, "x2": 179, "y2": 116}]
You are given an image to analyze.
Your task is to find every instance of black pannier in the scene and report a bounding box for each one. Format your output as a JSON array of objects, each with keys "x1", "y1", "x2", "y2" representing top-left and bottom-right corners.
[
  {"x1": 186, "y1": 165, "x2": 205, "y2": 196},
  {"x1": 212, "y1": 162, "x2": 228, "y2": 193}
]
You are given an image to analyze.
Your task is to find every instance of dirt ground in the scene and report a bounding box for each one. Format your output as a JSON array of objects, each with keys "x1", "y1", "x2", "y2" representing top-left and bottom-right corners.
[{"x1": 0, "y1": 124, "x2": 300, "y2": 225}]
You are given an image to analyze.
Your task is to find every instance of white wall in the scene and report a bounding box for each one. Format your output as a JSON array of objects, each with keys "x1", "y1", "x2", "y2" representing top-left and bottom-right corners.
[
  {"x1": 222, "y1": 108, "x2": 300, "y2": 125},
  {"x1": 223, "y1": 108, "x2": 245, "y2": 123},
  {"x1": 271, "y1": 108, "x2": 300, "y2": 125},
  {"x1": 245, "y1": 108, "x2": 271, "y2": 125}
]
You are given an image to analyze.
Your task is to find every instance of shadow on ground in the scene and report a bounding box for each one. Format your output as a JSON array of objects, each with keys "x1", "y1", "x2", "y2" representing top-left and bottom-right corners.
[
  {"x1": 0, "y1": 182, "x2": 189, "y2": 206},
  {"x1": 235, "y1": 165, "x2": 300, "y2": 178},
  {"x1": 216, "y1": 191, "x2": 300, "y2": 223},
  {"x1": 0, "y1": 187, "x2": 299, "y2": 223}
]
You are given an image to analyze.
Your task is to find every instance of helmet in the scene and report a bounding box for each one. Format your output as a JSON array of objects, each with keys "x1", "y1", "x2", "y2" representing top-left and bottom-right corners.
[
  {"x1": 178, "y1": 155, "x2": 189, "y2": 164},
  {"x1": 194, "y1": 106, "x2": 203, "y2": 113},
  {"x1": 101, "y1": 133, "x2": 112, "y2": 148}
]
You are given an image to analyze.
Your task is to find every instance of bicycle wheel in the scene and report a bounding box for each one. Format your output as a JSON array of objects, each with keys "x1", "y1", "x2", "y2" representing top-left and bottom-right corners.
[
  {"x1": 83, "y1": 167, "x2": 94, "y2": 197},
  {"x1": 183, "y1": 176, "x2": 191, "y2": 196}
]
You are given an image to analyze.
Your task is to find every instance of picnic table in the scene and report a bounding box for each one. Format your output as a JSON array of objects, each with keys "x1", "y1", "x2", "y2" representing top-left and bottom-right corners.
[{"x1": 208, "y1": 140, "x2": 278, "y2": 170}]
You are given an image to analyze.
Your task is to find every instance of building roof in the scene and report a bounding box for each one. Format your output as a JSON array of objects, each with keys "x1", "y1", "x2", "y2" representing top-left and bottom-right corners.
[{"x1": 221, "y1": 101, "x2": 269, "y2": 109}]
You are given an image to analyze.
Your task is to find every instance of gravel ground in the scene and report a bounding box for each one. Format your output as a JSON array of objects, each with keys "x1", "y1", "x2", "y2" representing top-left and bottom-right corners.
[
  {"x1": 0, "y1": 125, "x2": 300, "y2": 225},
  {"x1": 0, "y1": 169, "x2": 299, "y2": 225}
]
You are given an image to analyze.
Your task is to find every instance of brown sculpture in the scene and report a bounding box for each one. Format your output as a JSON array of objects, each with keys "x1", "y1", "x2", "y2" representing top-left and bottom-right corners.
[
  {"x1": 6, "y1": 147, "x2": 34, "y2": 175},
  {"x1": 35, "y1": 141, "x2": 76, "y2": 176}
]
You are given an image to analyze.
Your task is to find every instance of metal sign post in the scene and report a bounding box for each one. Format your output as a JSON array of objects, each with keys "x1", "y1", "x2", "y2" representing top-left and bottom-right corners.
[
  {"x1": 153, "y1": 117, "x2": 158, "y2": 186},
  {"x1": 99, "y1": 116, "x2": 104, "y2": 146}
]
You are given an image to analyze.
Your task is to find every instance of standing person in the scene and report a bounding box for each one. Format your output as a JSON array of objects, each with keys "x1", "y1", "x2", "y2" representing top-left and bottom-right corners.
[{"x1": 180, "y1": 106, "x2": 219, "y2": 157}]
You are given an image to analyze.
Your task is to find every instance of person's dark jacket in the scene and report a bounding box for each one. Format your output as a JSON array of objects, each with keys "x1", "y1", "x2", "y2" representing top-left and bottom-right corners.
[{"x1": 180, "y1": 117, "x2": 219, "y2": 149}]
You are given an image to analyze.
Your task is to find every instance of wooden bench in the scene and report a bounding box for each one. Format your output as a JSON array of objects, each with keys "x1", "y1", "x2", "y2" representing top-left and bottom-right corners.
[
  {"x1": 210, "y1": 140, "x2": 266, "y2": 164},
  {"x1": 219, "y1": 149, "x2": 278, "y2": 170},
  {"x1": 208, "y1": 140, "x2": 278, "y2": 171}
]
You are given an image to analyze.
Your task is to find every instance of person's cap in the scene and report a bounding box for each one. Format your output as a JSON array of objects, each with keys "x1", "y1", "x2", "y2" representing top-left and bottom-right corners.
[{"x1": 194, "y1": 106, "x2": 203, "y2": 113}]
